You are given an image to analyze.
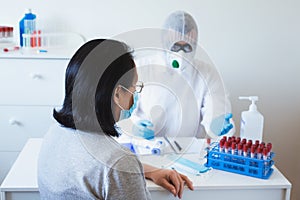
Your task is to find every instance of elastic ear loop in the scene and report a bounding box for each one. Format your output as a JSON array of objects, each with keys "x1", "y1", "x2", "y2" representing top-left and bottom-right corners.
[
  {"x1": 116, "y1": 85, "x2": 134, "y2": 110},
  {"x1": 116, "y1": 102, "x2": 125, "y2": 111},
  {"x1": 114, "y1": 85, "x2": 126, "y2": 111}
]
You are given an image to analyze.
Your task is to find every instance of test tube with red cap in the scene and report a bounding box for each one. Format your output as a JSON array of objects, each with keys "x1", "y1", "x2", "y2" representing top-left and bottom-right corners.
[
  {"x1": 257, "y1": 146, "x2": 262, "y2": 159},
  {"x1": 247, "y1": 139, "x2": 253, "y2": 147},
  {"x1": 241, "y1": 138, "x2": 247, "y2": 145},
  {"x1": 231, "y1": 142, "x2": 237, "y2": 155},
  {"x1": 255, "y1": 140, "x2": 260, "y2": 146},
  {"x1": 0, "y1": 26, "x2": 13, "y2": 38},
  {"x1": 243, "y1": 144, "x2": 248, "y2": 157},
  {"x1": 224, "y1": 141, "x2": 230, "y2": 154},
  {"x1": 31, "y1": 30, "x2": 36, "y2": 47},
  {"x1": 263, "y1": 147, "x2": 268, "y2": 161},
  {"x1": 250, "y1": 145, "x2": 256, "y2": 158},
  {"x1": 262, "y1": 147, "x2": 269, "y2": 177},
  {"x1": 0, "y1": 27, "x2": 3, "y2": 38},
  {"x1": 219, "y1": 139, "x2": 225, "y2": 152},
  {"x1": 37, "y1": 30, "x2": 42, "y2": 47},
  {"x1": 236, "y1": 137, "x2": 241, "y2": 144},
  {"x1": 259, "y1": 143, "x2": 265, "y2": 150},
  {"x1": 267, "y1": 143, "x2": 272, "y2": 157},
  {"x1": 4, "y1": 27, "x2": 9, "y2": 37},
  {"x1": 253, "y1": 143, "x2": 259, "y2": 151},
  {"x1": 238, "y1": 143, "x2": 243, "y2": 156},
  {"x1": 222, "y1": 136, "x2": 227, "y2": 141},
  {"x1": 231, "y1": 136, "x2": 236, "y2": 142}
]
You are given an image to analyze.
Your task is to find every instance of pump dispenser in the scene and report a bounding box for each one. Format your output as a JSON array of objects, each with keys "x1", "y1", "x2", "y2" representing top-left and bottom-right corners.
[{"x1": 239, "y1": 96, "x2": 264, "y2": 142}]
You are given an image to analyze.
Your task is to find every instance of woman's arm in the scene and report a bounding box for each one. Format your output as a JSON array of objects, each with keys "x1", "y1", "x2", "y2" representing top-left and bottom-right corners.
[{"x1": 143, "y1": 164, "x2": 194, "y2": 199}]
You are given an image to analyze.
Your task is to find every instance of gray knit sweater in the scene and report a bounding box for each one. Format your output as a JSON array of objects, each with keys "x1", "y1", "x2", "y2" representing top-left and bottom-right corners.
[{"x1": 38, "y1": 124, "x2": 151, "y2": 200}]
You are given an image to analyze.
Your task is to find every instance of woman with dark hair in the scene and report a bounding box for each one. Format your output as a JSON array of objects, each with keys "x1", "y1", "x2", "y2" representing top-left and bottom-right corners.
[{"x1": 38, "y1": 39, "x2": 193, "y2": 200}]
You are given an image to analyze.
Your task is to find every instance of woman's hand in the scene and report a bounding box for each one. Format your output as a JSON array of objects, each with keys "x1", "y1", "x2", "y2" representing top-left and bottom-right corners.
[{"x1": 143, "y1": 164, "x2": 194, "y2": 199}]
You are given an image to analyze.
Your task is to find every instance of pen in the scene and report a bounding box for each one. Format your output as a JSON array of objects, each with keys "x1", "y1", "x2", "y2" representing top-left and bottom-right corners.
[
  {"x1": 174, "y1": 140, "x2": 182, "y2": 151},
  {"x1": 163, "y1": 136, "x2": 177, "y2": 153}
]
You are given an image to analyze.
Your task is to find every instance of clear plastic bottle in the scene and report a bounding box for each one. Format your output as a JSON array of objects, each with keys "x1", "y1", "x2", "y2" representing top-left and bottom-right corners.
[
  {"x1": 19, "y1": 9, "x2": 36, "y2": 47},
  {"x1": 239, "y1": 96, "x2": 264, "y2": 142}
]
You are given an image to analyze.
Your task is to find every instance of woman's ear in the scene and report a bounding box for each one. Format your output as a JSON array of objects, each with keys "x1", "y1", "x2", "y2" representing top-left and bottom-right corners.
[{"x1": 113, "y1": 85, "x2": 121, "y2": 105}]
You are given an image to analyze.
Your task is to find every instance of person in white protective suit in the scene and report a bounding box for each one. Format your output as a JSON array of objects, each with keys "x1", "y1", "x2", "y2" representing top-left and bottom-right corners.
[{"x1": 131, "y1": 10, "x2": 235, "y2": 139}]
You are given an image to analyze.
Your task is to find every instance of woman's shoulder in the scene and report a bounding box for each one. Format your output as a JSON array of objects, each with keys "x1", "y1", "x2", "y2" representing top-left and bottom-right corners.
[{"x1": 77, "y1": 130, "x2": 140, "y2": 169}]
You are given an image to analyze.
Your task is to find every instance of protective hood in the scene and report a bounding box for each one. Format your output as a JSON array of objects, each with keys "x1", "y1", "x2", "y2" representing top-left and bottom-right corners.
[{"x1": 162, "y1": 10, "x2": 198, "y2": 68}]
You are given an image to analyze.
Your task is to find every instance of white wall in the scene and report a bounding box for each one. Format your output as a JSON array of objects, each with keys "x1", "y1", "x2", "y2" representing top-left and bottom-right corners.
[{"x1": 2, "y1": 0, "x2": 300, "y2": 199}]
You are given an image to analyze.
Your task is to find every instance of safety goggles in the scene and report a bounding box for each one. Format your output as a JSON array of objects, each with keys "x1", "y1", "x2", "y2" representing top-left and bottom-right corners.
[
  {"x1": 170, "y1": 42, "x2": 193, "y2": 53},
  {"x1": 120, "y1": 81, "x2": 144, "y2": 94}
]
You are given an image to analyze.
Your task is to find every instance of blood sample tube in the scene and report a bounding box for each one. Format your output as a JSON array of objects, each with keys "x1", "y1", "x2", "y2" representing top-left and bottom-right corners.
[
  {"x1": 238, "y1": 143, "x2": 243, "y2": 156},
  {"x1": 38, "y1": 30, "x2": 42, "y2": 47},
  {"x1": 31, "y1": 30, "x2": 36, "y2": 47},
  {"x1": 222, "y1": 136, "x2": 227, "y2": 141},
  {"x1": 231, "y1": 136, "x2": 236, "y2": 142},
  {"x1": 262, "y1": 147, "x2": 269, "y2": 176},
  {"x1": 219, "y1": 139, "x2": 225, "y2": 152},
  {"x1": 207, "y1": 138, "x2": 211, "y2": 145},
  {"x1": 253, "y1": 143, "x2": 259, "y2": 151},
  {"x1": 257, "y1": 146, "x2": 262, "y2": 159},
  {"x1": 255, "y1": 140, "x2": 260, "y2": 146},
  {"x1": 0, "y1": 27, "x2": 3, "y2": 38},
  {"x1": 243, "y1": 144, "x2": 248, "y2": 157},
  {"x1": 4, "y1": 26, "x2": 9, "y2": 37},
  {"x1": 225, "y1": 138, "x2": 230, "y2": 149},
  {"x1": 247, "y1": 139, "x2": 253, "y2": 147},
  {"x1": 236, "y1": 137, "x2": 241, "y2": 144},
  {"x1": 267, "y1": 143, "x2": 272, "y2": 157},
  {"x1": 241, "y1": 138, "x2": 247, "y2": 145},
  {"x1": 9, "y1": 27, "x2": 13, "y2": 37},
  {"x1": 250, "y1": 145, "x2": 256, "y2": 158},
  {"x1": 263, "y1": 147, "x2": 268, "y2": 161},
  {"x1": 224, "y1": 141, "x2": 229, "y2": 154},
  {"x1": 259, "y1": 143, "x2": 265, "y2": 150},
  {"x1": 220, "y1": 138, "x2": 226, "y2": 144},
  {"x1": 231, "y1": 142, "x2": 236, "y2": 155}
]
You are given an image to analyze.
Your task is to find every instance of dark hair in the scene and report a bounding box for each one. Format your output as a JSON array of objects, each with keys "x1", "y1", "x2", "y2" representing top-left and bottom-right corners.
[{"x1": 53, "y1": 39, "x2": 135, "y2": 137}]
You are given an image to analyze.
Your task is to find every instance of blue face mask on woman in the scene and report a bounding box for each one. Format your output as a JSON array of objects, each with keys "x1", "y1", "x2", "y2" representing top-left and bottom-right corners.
[{"x1": 118, "y1": 91, "x2": 139, "y2": 121}]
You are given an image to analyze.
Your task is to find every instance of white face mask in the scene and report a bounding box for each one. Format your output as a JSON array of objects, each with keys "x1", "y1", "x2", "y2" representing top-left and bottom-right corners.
[{"x1": 167, "y1": 50, "x2": 192, "y2": 70}]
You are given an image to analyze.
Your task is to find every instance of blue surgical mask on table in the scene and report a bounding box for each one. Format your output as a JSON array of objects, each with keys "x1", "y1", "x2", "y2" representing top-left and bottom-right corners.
[{"x1": 118, "y1": 90, "x2": 139, "y2": 121}]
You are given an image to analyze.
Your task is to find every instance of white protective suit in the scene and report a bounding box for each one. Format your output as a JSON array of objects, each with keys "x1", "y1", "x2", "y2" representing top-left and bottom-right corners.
[{"x1": 131, "y1": 11, "x2": 234, "y2": 139}]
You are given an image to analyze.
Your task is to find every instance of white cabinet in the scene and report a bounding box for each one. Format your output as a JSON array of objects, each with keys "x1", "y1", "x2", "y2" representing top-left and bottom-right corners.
[{"x1": 0, "y1": 55, "x2": 70, "y2": 182}]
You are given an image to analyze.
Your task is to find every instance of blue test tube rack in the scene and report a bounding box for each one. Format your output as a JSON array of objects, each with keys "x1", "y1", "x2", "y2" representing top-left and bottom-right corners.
[{"x1": 206, "y1": 143, "x2": 274, "y2": 179}]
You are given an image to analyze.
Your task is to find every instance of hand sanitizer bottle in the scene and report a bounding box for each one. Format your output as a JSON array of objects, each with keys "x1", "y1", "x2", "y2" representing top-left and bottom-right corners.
[{"x1": 239, "y1": 96, "x2": 264, "y2": 142}]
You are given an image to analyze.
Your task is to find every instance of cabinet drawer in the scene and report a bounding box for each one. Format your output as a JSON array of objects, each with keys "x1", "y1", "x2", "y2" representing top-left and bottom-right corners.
[
  {"x1": 0, "y1": 106, "x2": 57, "y2": 151},
  {"x1": 0, "y1": 58, "x2": 68, "y2": 105}
]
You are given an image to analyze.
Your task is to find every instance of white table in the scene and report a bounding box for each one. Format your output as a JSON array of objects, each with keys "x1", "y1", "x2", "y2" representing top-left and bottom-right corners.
[{"x1": 0, "y1": 138, "x2": 292, "y2": 200}]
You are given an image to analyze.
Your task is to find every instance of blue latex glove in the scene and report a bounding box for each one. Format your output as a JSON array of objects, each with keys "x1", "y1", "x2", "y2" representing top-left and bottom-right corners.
[
  {"x1": 210, "y1": 113, "x2": 233, "y2": 136},
  {"x1": 132, "y1": 120, "x2": 155, "y2": 140}
]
